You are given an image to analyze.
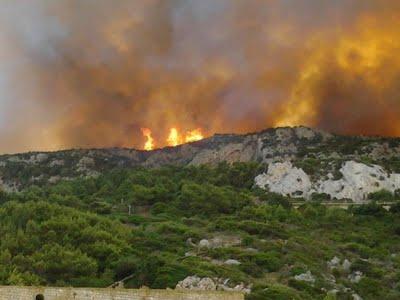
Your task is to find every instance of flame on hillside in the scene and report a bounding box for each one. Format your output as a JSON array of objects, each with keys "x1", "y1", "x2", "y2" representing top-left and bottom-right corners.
[
  {"x1": 141, "y1": 128, "x2": 154, "y2": 151},
  {"x1": 142, "y1": 127, "x2": 204, "y2": 150},
  {"x1": 167, "y1": 128, "x2": 180, "y2": 147}
]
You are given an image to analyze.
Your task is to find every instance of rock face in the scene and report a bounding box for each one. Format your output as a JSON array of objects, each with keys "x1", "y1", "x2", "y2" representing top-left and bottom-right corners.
[
  {"x1": 317, "y1": 161, "x2": 400, "y2": 202},
  {"x1": 255, "y1": 162, "x2": 312, "y2": 198},
  {"x1": 255, "y1": 161, "x2": 400, "y2": 202}
]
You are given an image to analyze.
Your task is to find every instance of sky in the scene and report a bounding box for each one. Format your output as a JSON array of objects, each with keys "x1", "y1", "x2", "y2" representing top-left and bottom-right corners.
[{"x1": 0, "y1": 0, "x2": 400, "y2": 153}]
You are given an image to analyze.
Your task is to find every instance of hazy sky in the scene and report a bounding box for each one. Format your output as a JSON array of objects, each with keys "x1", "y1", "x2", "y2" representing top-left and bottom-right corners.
[{"x1": 0, "y1": 0, "x2": 400, "y2": 153}]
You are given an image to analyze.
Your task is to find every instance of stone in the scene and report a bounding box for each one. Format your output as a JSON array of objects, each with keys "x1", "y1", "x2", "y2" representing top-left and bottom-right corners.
[
  {"x1": 186, "y1": 238, "x2": 197, "y2": 247},
  {"x1": 352, "y1": 294, "x2": 363, "y2": 300},
  {"x1": 342, "y1": 259, "x2": 351, "y2": 272},
  {"x1": 294, "y1": 271, "x2": 315, "y2": 283},
  {"x1": 348, "y1": 271, "x2": 363, "y2": 283},
  {"x1": 197, "y1": 278, "x2": 216, "y2": 291},
  {"x1": 198, "y1": 239, "x2": 211, "y2": 249},
  {"x1": 327, "y1": 256, "x2": 341, "y2": 269},
  {"x1": 176, "y1": 276, "x2": 216, "y2": 290},
  {"x1": 224, "y1": 259, "x2": 241, "y2": 266}
]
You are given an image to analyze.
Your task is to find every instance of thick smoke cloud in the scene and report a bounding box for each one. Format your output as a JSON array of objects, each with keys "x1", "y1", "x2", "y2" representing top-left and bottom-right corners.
[{"x1": 0, "y1": 0, "x2": 399, "y2": 153}]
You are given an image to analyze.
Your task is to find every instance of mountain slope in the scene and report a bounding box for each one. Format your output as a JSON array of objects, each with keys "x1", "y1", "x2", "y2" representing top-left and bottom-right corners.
[{"x1": 0, "y1": 126, "x2": 399, "y2": 191}]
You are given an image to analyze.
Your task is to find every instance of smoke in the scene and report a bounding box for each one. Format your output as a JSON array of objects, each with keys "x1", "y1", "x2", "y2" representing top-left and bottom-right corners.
[{"x1": 0, "y1": 0, "x2": 399, "y2": 153}]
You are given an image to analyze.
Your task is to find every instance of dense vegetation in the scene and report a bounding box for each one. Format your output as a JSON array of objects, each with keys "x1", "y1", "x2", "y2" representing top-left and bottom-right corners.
[{"x1": 0, "y1": 162, "x2": 400, "y2": 299}]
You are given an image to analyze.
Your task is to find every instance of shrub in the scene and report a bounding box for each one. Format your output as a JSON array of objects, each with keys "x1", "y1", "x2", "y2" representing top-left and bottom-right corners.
[
  {"x1": 368, "y1": 190, "x2": 395, "y2": 202},
  {"x1": 260, "y1": 192, "x2": 292, "y2": 209},
  {"x1": 354, "y1": 277, "x2": 383, "y2": 298},
  {"x1": 351, "y1": 202, "x2": 386, "y2": 216},
  {"x1": 390, "y1": 202, "x2": 400, "y2": 214},
  {"x1": 311, "y1": 193, "x2": 331, "y2": 202}
]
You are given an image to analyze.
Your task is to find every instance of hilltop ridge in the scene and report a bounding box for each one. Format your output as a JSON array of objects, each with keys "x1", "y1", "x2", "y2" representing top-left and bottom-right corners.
[{"x1": 0, "y1": 126, "x2": 399, "y2": 192}]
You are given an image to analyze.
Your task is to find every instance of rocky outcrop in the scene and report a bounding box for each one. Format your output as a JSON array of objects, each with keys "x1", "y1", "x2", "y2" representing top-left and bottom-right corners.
[
  {"x1": 317, "y1": 161, "x2": 400, "y2": 202},
  {"x1": 255, "y1": 162, "x2": 312, "y2": 198},
  {"x1": 176, "y1": 276, "x2": 251, "y2": 294},
  {"x1": 255, "y1": 161, "x2": 400, "y2": 202},
  {"x1": 327, "y1": 257, "x2": 351, "y2": 272}
]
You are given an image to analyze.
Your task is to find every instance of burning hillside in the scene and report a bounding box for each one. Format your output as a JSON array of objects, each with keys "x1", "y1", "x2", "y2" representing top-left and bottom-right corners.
[{"x1": 142, "y1": 127, "x2": 204, "y2": 150}]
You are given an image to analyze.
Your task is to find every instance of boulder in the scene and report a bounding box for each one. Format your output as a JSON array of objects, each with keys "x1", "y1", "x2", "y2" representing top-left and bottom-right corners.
[
  {"x1": 198, "y1": 239, "x2": 211, "y2": 249},
  {"x1": 224, "y1": 259, "x2": 241, "y2": 266},
  {"x1": 176, "y1": 276, "x2": 216, "y2": 291},
  {"x1": 342, "y1": 259, "x2": 351, "y2": 272}
]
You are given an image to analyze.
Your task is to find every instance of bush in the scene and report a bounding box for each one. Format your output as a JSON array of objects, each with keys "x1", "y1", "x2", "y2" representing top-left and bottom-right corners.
[
  {"x1": 352, "y1": 202, "x2": 386, "y2": 216},
  {"x1": 368, "y1": 190, "x2": 395, "y2": 202},
  {"x1": 354, "y1": 277, "x2": 383, "y2": 298},
  {"x1": 259, "y1": 192, "x2": 292, "y2": 209},
  {"x1": 390, "y1": 202, "x2": 400, "y2": 214},
  {"x1": 311, "y1": 193, "x2": 331, "y2": 202}
]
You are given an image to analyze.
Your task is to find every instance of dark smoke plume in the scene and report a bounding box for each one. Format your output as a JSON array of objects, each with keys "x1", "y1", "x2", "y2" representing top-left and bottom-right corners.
[{"x1": 0, "y1": 0, "x2": 399, "y2": 153}]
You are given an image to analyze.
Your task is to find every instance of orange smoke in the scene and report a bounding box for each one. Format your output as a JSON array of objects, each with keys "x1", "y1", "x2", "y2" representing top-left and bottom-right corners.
[
  {"x1": 141, "y1": 128, "x2": 154, "y2": 151},
  {"x1": 2, "y1": 1, "x2": 400, "y2": 154}
]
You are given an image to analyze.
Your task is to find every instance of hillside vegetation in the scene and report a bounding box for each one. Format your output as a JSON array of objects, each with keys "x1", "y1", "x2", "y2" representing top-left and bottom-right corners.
[{"x1": 0, "y1": 162, "x2": 400, "y2": 299}]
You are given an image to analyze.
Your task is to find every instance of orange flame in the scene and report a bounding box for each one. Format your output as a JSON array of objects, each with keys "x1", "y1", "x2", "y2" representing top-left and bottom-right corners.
[
  {"x1": 141, "y1": 127, "x2": 154, "y2": 151},
  {"x1": 185, "y1": 128, "x2": 204, "y2": 143},
  {"x1": 142, "y1": 127, "x2": 204, "y2": 150},
  {"x1": 167, "y1": 127, "x2": 181, "y2": 147}
]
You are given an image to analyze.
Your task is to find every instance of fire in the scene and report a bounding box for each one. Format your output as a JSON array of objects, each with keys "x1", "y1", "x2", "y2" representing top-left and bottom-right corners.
[
  {"x1": 142, "y1": 127, "x2": 204, "y2": 150},
  {"x1": 141, "y1": 128, "x2": 154, "y2": 151},
  {"x1": 185, "y1": 129, "x2": 204, "y2": 143},
  {"x1": 167, "y1": 127, "x2": 204, "y2": 147},
  {"x1": 167, "y1": 127, "x2": 180, "y2": 147}
]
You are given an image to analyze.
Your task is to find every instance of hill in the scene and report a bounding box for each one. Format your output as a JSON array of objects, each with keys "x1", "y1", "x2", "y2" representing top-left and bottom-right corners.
[
  {"x1": 1, "y1": 126, "x2": 399, "y2": 192},
  {"x1": 0, "y1": 127, "x2": 400, "y2": 299}
]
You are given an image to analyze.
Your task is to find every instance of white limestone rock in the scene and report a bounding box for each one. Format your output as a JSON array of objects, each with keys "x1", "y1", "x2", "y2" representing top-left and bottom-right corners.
[
  {"x1": 342, "y1": 259, "x2": 351, "y2": 272},
  {"x1": 294, "y1": 271, "x2": 315, "y2": 283},
  {"x1": 176, "y1": 276, "x2": 216, "y2": 291},
  {"x1": 317, "y1": 161, "x2": 400, "y2": 203},
  {"x1": 255, "y1": 160, "x2": 400, "y2": 202},
  {"x1": 348, "y1": 271, "x2": 363, "y2": 283},
  {"x1": 198, "y1": 239, "x2": 211, "y2": 249},
  {"x1": 176, "y1": 276, "x2": 251, "y2": 293},
  {"x1": 327, "y1": 256, "x2": 341, "y2": 270},
  {"x1": 255, "y1": 162, "x2": 312, "y2": 198},
  {"x1": 352, "y1": 293, "x2": 363, "y2": 300},
  {"x1": 224, "y1": 259, "x2": 241, "y2": 266}
]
